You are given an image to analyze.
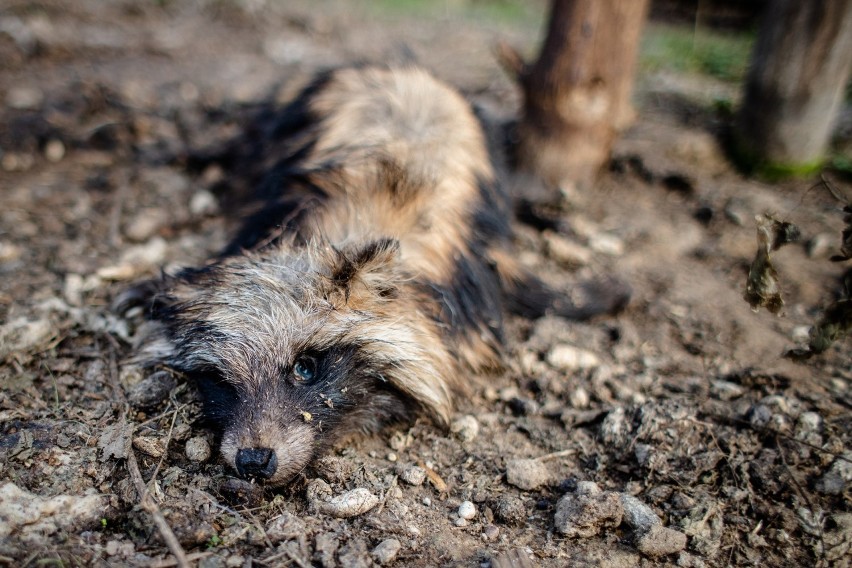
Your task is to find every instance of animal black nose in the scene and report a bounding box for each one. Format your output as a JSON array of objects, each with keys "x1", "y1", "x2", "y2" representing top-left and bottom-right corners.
[{"x1": 235, "y1": 447, "x2": 277, "y2": 480}]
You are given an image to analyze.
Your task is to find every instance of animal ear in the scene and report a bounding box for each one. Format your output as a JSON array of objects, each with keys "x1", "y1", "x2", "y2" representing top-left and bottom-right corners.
[{"x1": 331, "y1": 238, "x2": 400, "y2": 300}]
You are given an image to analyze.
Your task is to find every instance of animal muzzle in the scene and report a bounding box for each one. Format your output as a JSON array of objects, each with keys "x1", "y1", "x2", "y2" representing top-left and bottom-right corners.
[{"x1": 235, "y1": 447, "x2": 278, "y2": 480}]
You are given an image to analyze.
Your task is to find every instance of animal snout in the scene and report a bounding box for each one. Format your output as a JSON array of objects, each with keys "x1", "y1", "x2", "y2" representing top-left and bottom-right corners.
[{"x1": 235, "y1": 447, "x2": 278, "y2": 480}]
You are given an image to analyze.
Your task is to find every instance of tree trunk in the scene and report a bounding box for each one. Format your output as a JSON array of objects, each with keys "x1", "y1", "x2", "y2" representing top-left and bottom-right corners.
[
  {"x1": 511, "y1": 0, "x2": 649, "y2": 189},
  {"x1": 735, "y1": 0, "x2": 852, "y2": 177}
]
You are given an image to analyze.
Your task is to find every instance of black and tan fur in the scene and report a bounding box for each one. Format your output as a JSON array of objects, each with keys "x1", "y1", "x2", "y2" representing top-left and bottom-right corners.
[{"x1": 119, "y1": 66, "x2": 625, "y2": 486}]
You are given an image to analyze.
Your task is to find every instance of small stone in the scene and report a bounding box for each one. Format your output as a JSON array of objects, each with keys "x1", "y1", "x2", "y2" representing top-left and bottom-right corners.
[
  {"x1": 0, "y1": 241, "x2": 23, "y2": 263},
  {"x1": 600, "y1": 407, "x2": 630, "y2": 445},
  {"x1": 225, "y1": 555, "x2": 244, "y2": 568},
  {"x1": 6, "y1": 86, "x2": 43, "y2": 109},
  {"x1": 588, "y1": 232, "x2": 624, "y2": 256},
  {"x1": 124, "y1": 210, "x2": 163, "y2": 242},
  {"x1": 422, "y1": 497, "x2": 431, "y2": 507},
  {"x1": 791, "y1": 326, "x2": 811, "y2": 344},
  {"x1": 105, "y1": 540, "x2": 121, "y2": 556},
  {"x1": 543, "y1": 231, "x2": 592, "y2": 266},
  {"x1": 127, "y1": 370, "x2": 177, "y2": 409},
  {"x1": 796, "y1": 412, "x2": 822, "y2": 438},
  {"x1": 554, "y1": 490, "x2": 623, "y2": 538},
  {"x1": 709, "y1": 380, "x2": 745, "y2": 401},
  {"x1": 63, "y1": 273, "x2": 85, "y2": 306},
  {"x1": 575, "y1": 481, "x2": 601, "y2": 496},
  {"x1": 546, "y1": 344, "x2": 600, "y2": 371},
  {"x1": 458, "y1": 501, "x2": 476, "y2": 520},
  {"x1": 619, "y1": 493, "x2": 661, "y2": 534},
  {"x1": 454, "y1": 517, "x2": 469, "y2": 527},
  {"x1": 399, "y1": 465, "x2": 426, "y2": 486},
  {"x1": 807, "y1": 233, "x2": 835, "y2": 259},
  {"x1": 266, "y1": 512, "x2": 306, "y2": 543},
  {"x1": 569, "y1": 387, "x2": 590, "y2": 409},
  {"x1": 44, "y1": 139, "x2": 65, "y2": 162},
  {"x1": 185, "y1": 436, "x2": 211, "y2": 463},
  {"x1": 506, "y1": 458, "x2": 551, "y2": 491},
  {"x1": 747, "y1": 404, "x2": 772, "y2": 429},
  {"x1": 387, "y1": 452, "x2": 398, "y2": 462},
  {"x1": 635, "y1": 525, "x2": 688, "y2": 557},
  {"x1": 190, "y1": 189, "x2": 218, "y2": 216},
  {"x1": 371, "y1": 538, "x2": 401, "y2": 565},
  {"x1": 482, "y1": 524, "x2": 499, "y2": 541},
  {"x1": 450, "y1": 414, "x2": 479, "y2": 442},
  {"x1": 493, "y1": 495, "x2": 526, "y2": 526},
  {"x1": 309, "y1": 485, "x2": 379, "y2": 518}
]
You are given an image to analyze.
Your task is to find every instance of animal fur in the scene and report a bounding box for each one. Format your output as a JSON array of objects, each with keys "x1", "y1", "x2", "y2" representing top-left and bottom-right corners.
[{"x1": 118, "y1": 66, "x2": 627, "y2": 486}]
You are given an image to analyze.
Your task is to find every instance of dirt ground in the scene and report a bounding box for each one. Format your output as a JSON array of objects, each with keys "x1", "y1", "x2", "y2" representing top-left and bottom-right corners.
[{"x1": 0, "y1": 1, "x2": 850, "y2": 567}]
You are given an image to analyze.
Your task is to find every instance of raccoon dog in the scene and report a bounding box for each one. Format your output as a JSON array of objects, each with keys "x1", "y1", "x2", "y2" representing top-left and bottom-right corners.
[{"x1": 119, "y1": 66, "x2": 626, "y2": 486}]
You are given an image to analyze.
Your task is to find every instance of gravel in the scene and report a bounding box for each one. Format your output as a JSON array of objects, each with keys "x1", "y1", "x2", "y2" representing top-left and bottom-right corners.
[
  {"x1": 505, "y1": 458, "x2": 552, "y2": 491},
  {"x1": 371, "y1": 538, "x2": 401, "y2": 565}
]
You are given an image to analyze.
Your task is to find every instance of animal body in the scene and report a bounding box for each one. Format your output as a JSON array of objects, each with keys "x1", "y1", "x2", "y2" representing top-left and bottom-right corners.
[{"x1": 119, "y1": 66, "x2": 626, "y2": 486}]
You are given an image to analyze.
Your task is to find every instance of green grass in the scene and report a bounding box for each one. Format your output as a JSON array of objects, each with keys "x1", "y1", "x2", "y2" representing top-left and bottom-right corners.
[
  {"x1": 641, "y1": 22, "x2": 754, "y2": 83},
  {"x1": 364, "y1": 0, "x2": 545, "y2": 25}
]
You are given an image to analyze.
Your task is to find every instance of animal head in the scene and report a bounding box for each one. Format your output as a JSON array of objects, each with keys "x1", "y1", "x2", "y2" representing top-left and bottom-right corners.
[{"x1": 129, "y1": 237, "x2": 454, "y2": 486}]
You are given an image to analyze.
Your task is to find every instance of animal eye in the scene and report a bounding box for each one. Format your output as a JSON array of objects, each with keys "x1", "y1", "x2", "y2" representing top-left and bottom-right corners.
[{"x1": 292, "y1": 355, "x2": 317, "y2": 383}]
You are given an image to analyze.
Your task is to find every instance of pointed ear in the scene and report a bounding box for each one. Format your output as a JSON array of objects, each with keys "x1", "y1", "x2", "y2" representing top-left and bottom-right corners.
[{"x1": 330, "y1": 238, "x2": 400, "y2": 301}]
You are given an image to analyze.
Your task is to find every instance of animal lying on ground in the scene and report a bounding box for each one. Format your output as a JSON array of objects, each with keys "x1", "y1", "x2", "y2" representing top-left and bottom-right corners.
[{"x1": 117, "y1": 66, "x2": 629, "y2": 487}]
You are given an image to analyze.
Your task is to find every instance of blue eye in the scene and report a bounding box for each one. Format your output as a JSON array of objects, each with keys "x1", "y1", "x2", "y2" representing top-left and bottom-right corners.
[{"x1": 293, "y1": 356, "x2": 317, "y2": 382}]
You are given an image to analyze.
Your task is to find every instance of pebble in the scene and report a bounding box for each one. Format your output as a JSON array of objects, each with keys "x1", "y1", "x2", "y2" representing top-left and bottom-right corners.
[
  {"x1": 709, "y1": 380, "x2": 745, "y2": 401},
  {"x1": 127, "y1": 370, "x2": 177, "y2": 409},
  {"x1": 454, "y1": 518, "x2": 469, "y2": 527},
  {"x1": 554, "y1": 489, "x2": 623, "y2": 538},
  {"x1": 493, "y1": 495, "x2": 526, "y2": 526},
  {"x1": 569, "y1": 387, "x2": 590, "y2": 409},
  {"x1": 265, "y1": 512, "x2": 307, "y2": 543},
  {"x1": 482, "y1": 524, "x2": 500, "y2": 541},
  {"x1": 747, "y1": 404, "x2": 772, "y2": 429},
  {"x1": 371, "y1": 538, "x2": 401, "y2": 565},
  {"x1": 0, "y1": 241, "x2": 22, "y2": 263},
  {"x1": 807, "y1": 233, "x2": 835, "y2": 259},
  {"x1": 542, "y1": 231, "x2": 592, "y2": 266},
  {"x1": 308, "y1": 484, "x2": 379, "y2": 518},
  {"x1": 619, "y1": 493, "x2": 661, "y2": 534},
  {"x1": 635, "y1": 524, "x2": 688, "y2": 557},
  {"x1": 450, "y1": 415, "x2": 479, "y2": 442},
  {"x1": 124, "y1": 210, "x2": 163, "y2": 242},
  {"x1": 185, "y1": 436, "x2": 211, "y2": 463},
  {"x1": 600, "y1": 407, "x2": 630, "y2": 445},
  {"x1": 458, "y1": 501, "x2": 476, "y2": 520},
  {"x1": 505, "y1": 458, "x2": 551, "y2": 491},
  {"x1": 575, "y1": 481, "x2": 601, "y2": 496},
  {"x1": 546, "y1": 345, "x2": 600, "y2": 371},
  {"x1": 588, "y1": 232, "x2": 625, "y2": 256},
  {"x1": 6, "y1": 86, "x2": 43, "y2": 109},
  {"x1": 795, "y1": 412, "x2": 822, "y2": 438},
  {"x1": 44, "y1": 139, "x2": 65, "y2": 162},
  {"x1": 399, "y1": 465, "x2": 426, "y2": 486},
  {"x1": 190, "y1": 189, "x2": 218, "y2": 216},
  {"x1": 387, "y1": 452, "x2": 397, "y2": 462}
]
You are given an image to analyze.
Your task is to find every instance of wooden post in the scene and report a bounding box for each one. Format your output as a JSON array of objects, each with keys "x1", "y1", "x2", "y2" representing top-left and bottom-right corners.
[
  {"x1": 735, "y1": 0, "x2": 852, "y2": 178},
  {"x1": 502, "y1": 0, "x2": 649, "y2": 189}
]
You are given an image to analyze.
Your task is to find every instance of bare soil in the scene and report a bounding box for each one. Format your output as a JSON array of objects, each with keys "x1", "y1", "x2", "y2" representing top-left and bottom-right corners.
[{"x1": 0, "y1": 2, "x2": 850, "y2": 567}]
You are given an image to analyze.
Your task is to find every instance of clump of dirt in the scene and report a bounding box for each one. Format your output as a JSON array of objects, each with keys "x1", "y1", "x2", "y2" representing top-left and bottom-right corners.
[{"x1": 1, "y1": 1, "x2": 849, "y2": 567}]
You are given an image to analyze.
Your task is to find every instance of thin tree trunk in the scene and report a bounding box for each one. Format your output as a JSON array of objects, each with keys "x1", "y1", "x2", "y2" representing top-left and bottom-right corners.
[
  {"x1": 736, "y1": 0, "x2": 852, "y2": 177},
  {"x1": 507, "y1": 0, "x2": 649, "y2": 189}
]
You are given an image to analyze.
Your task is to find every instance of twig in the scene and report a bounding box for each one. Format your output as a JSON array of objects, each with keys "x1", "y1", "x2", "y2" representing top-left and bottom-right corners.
[
  {"x1": 149, "y1": 551, "x2": 213, "y2": 568},
  {"x1": 108, "y1": 347, "x2": 189, "y2": 568},
  {"x1": 127, "y1": 448, "x2": 190, "y2": 568},
  {"x1": 536, "y1": 449, "x2": 575, "y2": 462}
]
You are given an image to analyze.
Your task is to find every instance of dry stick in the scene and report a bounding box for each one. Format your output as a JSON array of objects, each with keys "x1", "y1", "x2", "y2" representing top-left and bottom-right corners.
[
  {"x1": 127, "y1": 449, "x2": 191, "y2": 568},
  {"x1": 149, "y1": 551, "x2": 213, "y2": 568},
  {"x1": 108, "y1": 349, "x2": 190, "y2": 568}
]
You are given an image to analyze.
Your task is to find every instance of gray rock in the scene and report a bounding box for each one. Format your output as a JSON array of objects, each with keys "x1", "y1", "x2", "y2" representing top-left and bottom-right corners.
[
  {"x1": 505, "y1": 458, "x2": 551, "y2": 491},
  {"x1": 554, "y1": 490, "x2": 623, "y2": 538},
  {"x1": 185, "y1": 436, "x2": 211, "y2": 463},
  {"x1": 399, "y1": 465, "x2": 426, "y2": 486},
  {"x1": 371, "y1": 538, "x2": 401, "y2": 565},
  {"x1": 620, "y1": 493, "x2": 661, "y2": 534},
  {"x1": 635, "y1": 525, "x2": 688, "y2": 557}
]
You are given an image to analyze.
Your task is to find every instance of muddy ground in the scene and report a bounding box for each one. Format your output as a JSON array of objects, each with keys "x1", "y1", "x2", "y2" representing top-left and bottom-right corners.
[{"x1": 0, "y1": 1, "x2": 850, "y2": 567}]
